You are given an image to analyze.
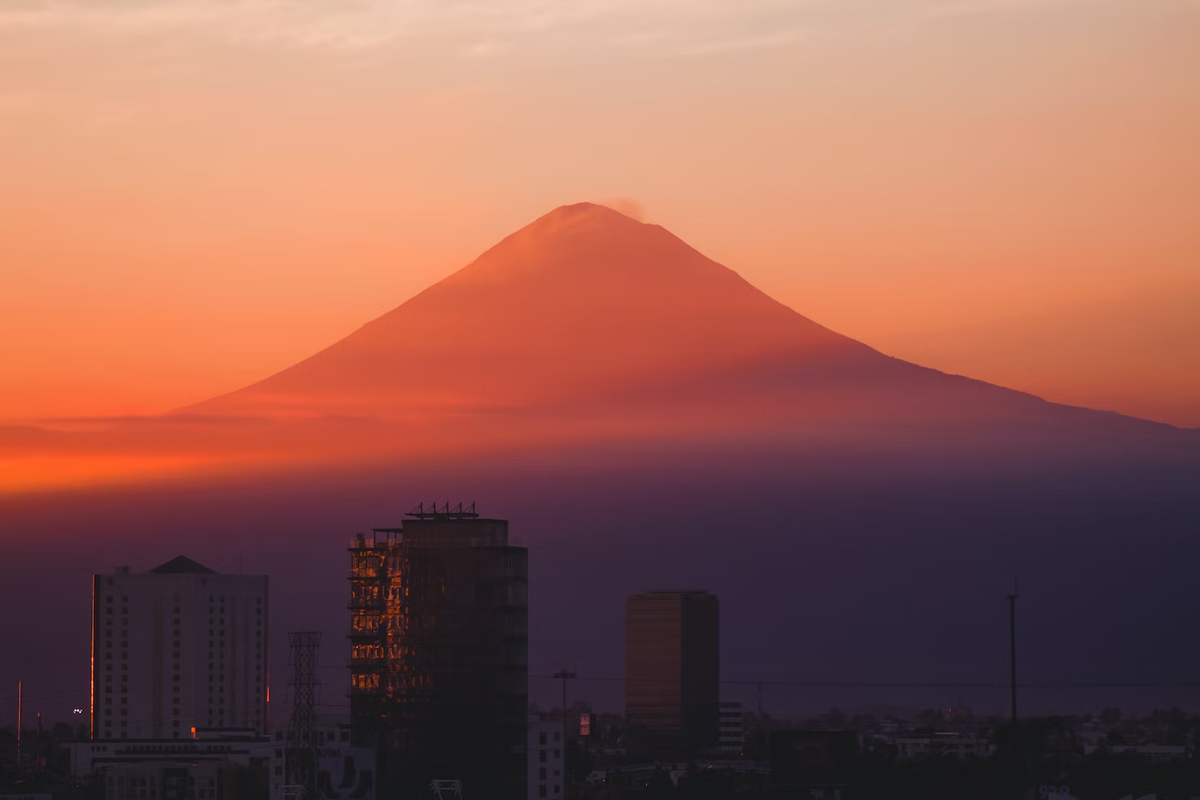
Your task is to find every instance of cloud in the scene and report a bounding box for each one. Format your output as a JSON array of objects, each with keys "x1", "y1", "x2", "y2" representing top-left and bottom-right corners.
[
  {"x1": 600, "y1": 198, "x2": 646, "y2": 222},
  {"x1": 0, "y1": 0, "x2": 823, "y2": 55},
  {"x1": 2, "y1": 0, "x2": 1193, "y2": 56},
  {"x1": 925, "y1": 0, "x2": 1196, "y2": 16},
  {"x1": 0, "y1": 0, "x2": 430, "y2": 51},
  {"x1": 670, "y1": 26, "x2": 810, "y2": 56},
  {"x1": 37, "y1": 413, "x2": 265, "y2": 428}
]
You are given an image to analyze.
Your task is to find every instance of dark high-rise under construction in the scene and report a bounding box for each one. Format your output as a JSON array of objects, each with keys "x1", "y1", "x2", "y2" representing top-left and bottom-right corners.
[{"x1": 349, "y1": 503, "x2": 528, "y2": 800}]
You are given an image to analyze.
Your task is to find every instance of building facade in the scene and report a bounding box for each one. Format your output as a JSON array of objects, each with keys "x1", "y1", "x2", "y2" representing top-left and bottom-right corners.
[
  {"x1": 527, "y1": 713, "x2": 565, "y2": 800},
  {"x1": 71, "y1": 728, "x2": 273, "y2": 799},
  {"x1": 718, "y1": 701, "x2": 745, "y2": 757},
  {"x1": 349, "y1": 505, "x2": 528, "y2": 800},
  {"x1": 268, "y1": 719, "x2": 376, "y2": 800},
  {"x1": 91, "y1": 557, "x2": 269, "y2": 741},
  {"x1": 625, "y1": 591, "x2": 719, "y2": 758}
]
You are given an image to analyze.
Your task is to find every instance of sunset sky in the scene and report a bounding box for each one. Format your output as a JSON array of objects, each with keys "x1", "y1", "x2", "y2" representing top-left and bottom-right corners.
[{"x1": 2, "y1": 0, "x2": 1198, "y2": 428}]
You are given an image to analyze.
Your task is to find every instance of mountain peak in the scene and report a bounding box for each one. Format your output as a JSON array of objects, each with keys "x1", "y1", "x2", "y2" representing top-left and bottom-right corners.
[
  {"x1": 440, "y1": 201, "x2": 683, "y2": 290},
  {"x1": 199, "y1": 200, "x2": 867, "y2": 420},
  {"x1": 505, "y1": 200, "x2": 655, "y2": 249},
  {"x1": 533, "y1": 201, "x2": 643, "y2": 228}
]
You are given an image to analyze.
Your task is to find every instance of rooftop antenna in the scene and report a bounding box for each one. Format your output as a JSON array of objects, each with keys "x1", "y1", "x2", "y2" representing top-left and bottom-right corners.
[{"x1": 407, "y1": 501, "x2": 479, "y2": 520}]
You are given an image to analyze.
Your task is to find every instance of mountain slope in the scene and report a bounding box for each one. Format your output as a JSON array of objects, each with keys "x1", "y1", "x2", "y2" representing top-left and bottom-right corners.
[
  {"x1": 197, "y1": 202, "x2": 1168, "y2": 437},
  {"x1": 3, "y1": 202, "x2": 1189, "y2": 495},
  {"x1": 200, "y1": 203, "x2": 867, "y2": 417}
]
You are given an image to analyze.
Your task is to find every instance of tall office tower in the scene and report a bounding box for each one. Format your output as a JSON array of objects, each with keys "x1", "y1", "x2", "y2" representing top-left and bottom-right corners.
[
  {"x1": 349, "y1": 504, "x2": 528, "y2": 800},
  {"x1": 625, "y1": 591, "x2": 720, "y2": 757},
  {"x1": 91, "y1": 556, "x2": 269, "y2": 741}
]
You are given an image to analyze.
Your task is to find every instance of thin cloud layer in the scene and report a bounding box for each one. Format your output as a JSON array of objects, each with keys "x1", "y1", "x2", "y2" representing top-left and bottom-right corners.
[
  {"x1": 2, "y1": 0, "x2": 1190, "y2": 58},
  {"x1": 0, "y1": 0, "x2": 819, "y2": 54}
]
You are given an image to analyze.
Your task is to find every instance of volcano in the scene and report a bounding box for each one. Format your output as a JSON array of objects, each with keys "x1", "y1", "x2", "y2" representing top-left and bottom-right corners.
[
  {"x1": 189, "y1": 202, "x2": 1174, "y2": 460},
  {"x1": 2, "y1": 201, "x2": 1192, "y2": 496},
  {"x1": 202, "y1": 201, "x2": 875, "y2": 419}
]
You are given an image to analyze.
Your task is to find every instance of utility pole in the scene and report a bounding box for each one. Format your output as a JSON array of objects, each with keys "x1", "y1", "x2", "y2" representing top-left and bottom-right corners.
[
  {"x1": 552, "y1": 669, "x2": 576, "y2": 800},
  {"x1": 1007, "y1": 580, "x2": 1019, "y2": 723},
  {"x1": 16, "y1": 679, "x2": 21, "y2": 775}
]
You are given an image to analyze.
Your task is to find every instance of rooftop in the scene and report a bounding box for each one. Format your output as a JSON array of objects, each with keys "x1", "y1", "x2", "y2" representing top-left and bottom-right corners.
[{"x1": 150, "y1": 556, "x2": 216, "y2": 574}]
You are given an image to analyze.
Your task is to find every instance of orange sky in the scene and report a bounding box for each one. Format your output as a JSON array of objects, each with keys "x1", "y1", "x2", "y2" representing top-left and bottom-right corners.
[{"x1": 2, "y1": 0, "x2": 1198, "y2": 428}]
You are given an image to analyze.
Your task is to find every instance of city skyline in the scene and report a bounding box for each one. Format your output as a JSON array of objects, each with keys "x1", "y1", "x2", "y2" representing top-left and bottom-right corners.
[{"x1": 2, "y1": 498, "x2": 1200, "y2": 798}]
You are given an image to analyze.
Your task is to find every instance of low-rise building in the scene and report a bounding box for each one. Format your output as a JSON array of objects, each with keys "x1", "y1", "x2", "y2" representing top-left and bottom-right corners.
[
  {"x1": 893, "y1": 732, "x2": 993, "y2": 760},
  {"x1": 267, "y1": 719, "x2": 375, "y2": 800},
  {"x1": 71, "y1": 728, "x2": 273, "y2": 799}
]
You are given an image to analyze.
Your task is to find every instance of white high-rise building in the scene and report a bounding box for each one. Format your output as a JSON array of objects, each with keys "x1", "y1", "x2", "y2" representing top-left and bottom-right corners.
[{"x1": 91, "y1": 556, "x2": 269, "y2": 741}]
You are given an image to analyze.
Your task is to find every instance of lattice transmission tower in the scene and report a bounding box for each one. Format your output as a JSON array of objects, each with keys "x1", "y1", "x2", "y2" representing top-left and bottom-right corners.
[{"x1": 285, "y1": 631, "x2": 322, "y2": 799}]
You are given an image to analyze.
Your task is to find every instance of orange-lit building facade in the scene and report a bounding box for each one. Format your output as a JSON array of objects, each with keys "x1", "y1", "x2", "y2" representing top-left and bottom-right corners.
[{"x1": 349, "y1": 508, "x2": 528, "y2": 800}]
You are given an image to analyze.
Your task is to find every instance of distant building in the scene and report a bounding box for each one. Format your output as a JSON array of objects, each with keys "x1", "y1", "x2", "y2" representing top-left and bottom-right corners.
[
  {"x1": 527, "y1": 712, "x2": 565, "y2": 800},
  {"x1": 718, "y1": 701, "x2": 745, "y2": 756},
  {"x1": 893, "y1": 732, "x2": 993, "y2": 760},
  {"x1": 349, "y1": 504, "x2": 528, "y2": 800},
  {"x1": 71, "y1": 728, "x2": 272, "y2": 798},
  {"x1": 269, "y1": 719, "x2": 376, "y2": 800},
  {"x1": 625, "y1": 591, "x2": 719, "y2": 757},
  {"x1": 91, "y1": 557, "x2": 268, "y2": 741}
]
